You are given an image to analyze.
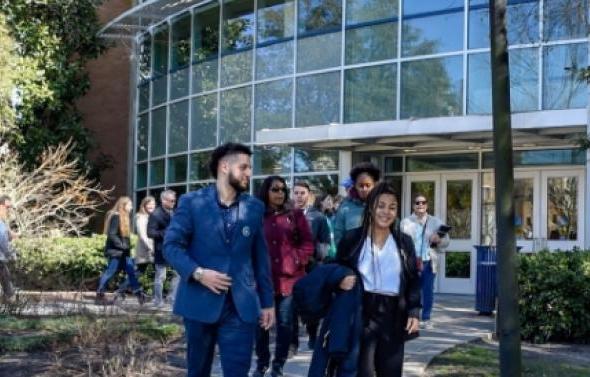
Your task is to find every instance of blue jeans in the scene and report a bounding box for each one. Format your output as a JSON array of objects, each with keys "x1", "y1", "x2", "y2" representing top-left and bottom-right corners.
[
  {"x1": 255, "y1": 295, "x2": 295, "y2": 371},
  {"x1": 97, "y1": 257, "x2": 140, "y2": 294},
  {"x1": 420, "y1": 261, "x2": 435, "y2": 321},
  {"x1": 184, "y1": 295, "x2": 256, "y2": 377}
]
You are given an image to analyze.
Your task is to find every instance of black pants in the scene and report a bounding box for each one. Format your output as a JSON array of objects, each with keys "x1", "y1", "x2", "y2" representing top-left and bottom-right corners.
[{"x1": 359, "y1": 292, "x2": 405, "y2": 377}]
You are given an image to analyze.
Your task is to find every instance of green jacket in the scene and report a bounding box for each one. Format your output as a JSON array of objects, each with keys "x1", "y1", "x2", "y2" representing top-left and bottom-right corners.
[{"x1": 333, "y1": 197, "x2": 365, "y2": 246}]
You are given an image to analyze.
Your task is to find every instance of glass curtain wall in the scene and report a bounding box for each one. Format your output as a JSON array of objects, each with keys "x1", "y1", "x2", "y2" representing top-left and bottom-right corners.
[{"x1": 134, "y1": 0, "x2": 588, "y2": 200}]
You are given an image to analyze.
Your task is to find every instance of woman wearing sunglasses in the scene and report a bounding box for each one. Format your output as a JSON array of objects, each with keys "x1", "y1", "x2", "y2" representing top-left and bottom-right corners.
[
  {"x1": 253, "y1": 176, "x2": 314, "y2": 377},
  {"x1": 400, "y1": 193, "x2": 450, "y2": 330}
]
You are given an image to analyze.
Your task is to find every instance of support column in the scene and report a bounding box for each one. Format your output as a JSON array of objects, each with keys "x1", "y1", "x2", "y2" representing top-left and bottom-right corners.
[{"x1": 338, "y1": 151, "x2": 352, "y2": 196}]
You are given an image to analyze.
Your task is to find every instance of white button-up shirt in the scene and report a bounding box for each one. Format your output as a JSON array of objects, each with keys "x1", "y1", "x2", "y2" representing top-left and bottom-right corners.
[{"x1": 358, "y1": 235, "x2": 401, "y2": 295}]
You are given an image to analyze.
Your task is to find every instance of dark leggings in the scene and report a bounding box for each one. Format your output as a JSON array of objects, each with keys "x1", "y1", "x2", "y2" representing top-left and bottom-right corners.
[{"x1": 358, "y1": 293, "x2": 405, "y2": 377}]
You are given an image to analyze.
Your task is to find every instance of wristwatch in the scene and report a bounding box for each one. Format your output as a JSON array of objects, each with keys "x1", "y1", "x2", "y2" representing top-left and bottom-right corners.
[{"x1": 193, "y1": 267, "x2": 204, "y2": 282}]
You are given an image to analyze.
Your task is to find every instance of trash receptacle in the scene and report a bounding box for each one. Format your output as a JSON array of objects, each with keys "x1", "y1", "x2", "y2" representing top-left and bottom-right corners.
[{"x1": 474, "y1": 245, "x2": 496, "y2": 315}]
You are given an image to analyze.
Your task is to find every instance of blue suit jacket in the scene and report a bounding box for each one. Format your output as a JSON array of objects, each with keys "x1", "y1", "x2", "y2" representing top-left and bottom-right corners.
[{"x1": 163, "y1": 185, "x2": 274, "y2": 324}]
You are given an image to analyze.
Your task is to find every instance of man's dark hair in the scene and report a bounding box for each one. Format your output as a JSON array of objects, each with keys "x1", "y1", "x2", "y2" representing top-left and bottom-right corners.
[
  {"x1": 349, "y1": 162, "x2": 380, "y2": 183},
  {"x1": 293, "y1": 180, "x2": 311, "y2": 191},
  {"x1": 257, "y1": 175, "x2": 289, "y2": 208},
  {"x1": 0, "y1": 195, "x2": 11, "y2": 206},
  {"x1": 208, "y1": 143, "x2": 252, "y2": 179}
]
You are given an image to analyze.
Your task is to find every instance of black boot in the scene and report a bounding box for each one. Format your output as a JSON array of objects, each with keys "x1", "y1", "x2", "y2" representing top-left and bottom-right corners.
[
  {"x1": 270, "y1": 365, "x2": 283, "y2": 377},
  {"x1": 251, "y1": 366, "x2": 267, "y2": 377}
]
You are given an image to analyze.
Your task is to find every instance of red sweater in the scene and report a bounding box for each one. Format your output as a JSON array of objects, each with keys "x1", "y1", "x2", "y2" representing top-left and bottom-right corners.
[{"x1": 263, "y1": 208, "x2": 314, "y2": 296}]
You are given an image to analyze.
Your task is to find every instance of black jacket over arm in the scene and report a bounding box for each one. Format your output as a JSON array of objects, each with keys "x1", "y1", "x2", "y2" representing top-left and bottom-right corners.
[
  {"x1": 147, "y1": 206, "x2": 171, "y2": 265},
  {"x1": 336, "y1": 227, "x2": 421, "y2": 319}
]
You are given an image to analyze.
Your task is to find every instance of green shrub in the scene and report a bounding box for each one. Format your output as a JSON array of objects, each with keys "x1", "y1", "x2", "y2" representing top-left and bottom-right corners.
[
  {"x1": 11, "y1": 236, "x2": 176, "y2": 293},
  {"x1": 518, "y1": 250, "x2": 590, "y2": 343}
]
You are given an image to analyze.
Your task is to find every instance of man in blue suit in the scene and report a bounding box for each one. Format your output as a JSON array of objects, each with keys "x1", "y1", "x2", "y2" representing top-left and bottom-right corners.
[{"x1": 164, "y1": 143, "x2": 275, "y2": 377}]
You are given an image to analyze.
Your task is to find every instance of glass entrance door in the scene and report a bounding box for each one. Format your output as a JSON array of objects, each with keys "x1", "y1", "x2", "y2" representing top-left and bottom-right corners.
[{"x1": 405, "y1": 173, "x2": 478, "y2": 294}]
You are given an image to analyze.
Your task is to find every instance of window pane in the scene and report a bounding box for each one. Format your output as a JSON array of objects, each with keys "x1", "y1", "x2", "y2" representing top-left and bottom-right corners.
[
  {"x1": 346, "y1": 0, "x2": 398, "y2": 25},
  {"x1": 297, "y1": 0, "x2": 342, "y2": 72},
  {"x1": 220, "y1": 86, "x2": 252, "y2": 144},
  {"x1": 138, "y1": 35, "x2": 151, "y2": 83},
  {"x1": 150, "y1": 107, "x2": 167, "y2": 157},
  {"x1": 345, "y1": 22, "x2": 397, "y2": 65},
  {"x1": 171, "y1": 14, "x2": 191, "y2": 100},
  {"x1": 137, "y1": 114, "x2": 149, "y2": 161},
  {"x1": 139, "y1": 83, "x2": 150, "y2": 112},
  {"x1": 509, "y1": 47, "x2": 538, "y2": 112},
  {"x1": 403, "y1": 0, "x2": 463, "y2": 15},
  {"x1": 547, "y1": 177, "x2": 577, "y2": 240},
  {"x1": 190, "y1": 151, "x2": 212, "y2": 181},
  {"x1": 446, "y1": 179, "x2": 472, "y2": 239},
  {"x1": 402, "y1": 1, "x2": 463, "y2": 56},
  {"x1": 152, "y1": 75, "x2": 168, "y2": 106},
  {"x1": 296, "y1": 72, "x2": 340, "y2": 127},
  {"x1": 407, "y1": 154, "x2": 478, "y2": 172},
  {"x1": 298, "y1": 0, "x2": 342, "y2": 33},
  {"x1": 292, "y1": 174, "x2": 339, "y2": 194},
  {"x1": 467, "y1": 53, "x2": 491, "y2": 114},
  {"x1": 483, "y1": 148, "x2": 586, "y2": 168},
  {"x1": 543, "y1": 0, "x2": 588, "y2": 41},
  {"x1": 193, "y1": 6, "x2": 219, "y2": 94},
  {"x1": 294, "y1": 148, "x2": 339, "y2": 173},
  {"x1": 221, "y1": 0, "x2": 254, "y2": 86},
  {"x1": 137, "y1": 163, "x2": 147, "y2": 188},
  {"x1": 169, "y1": 100, "x2": 189, "y2": 154},
  {"x1": 297, "y1": 32, "x2": 342, "y2": 72},
  {"x1": 469, "y1": 49, "x2": 539, "y2": 114},
  {"x1": 543, "y1": 43, "x2": 587, "y2": 110},
  {"x1": 469, "y1": 0, "x2": 539, "y2": 49},
  {"x1": 168, "y1": 155, "x2": 188, "y2": 183},
  {"x1": 384, "y1": 157, "x2": 403, "y2": 173},
  {"x1": 221, "y1": 50, "x2": 253, "y2": 87},
  {"x1": 255, "y1": 79, "x2": 293, "y2": 135},
  {"x1": 256, "y1": 0, "x2": 295, "y2": 79},
  {"x1": 193, "y1": 6, "x2": 219, "y2": 62},
  {"x1": 401, "y1": 56, "x2": 462, "y2": 118},
  {"x1": 152, "y1": 26, "x2": 169, "y2": 106},
  {"x1": 191, "y1": 94, "x2": 217, "y2": 150},
  {"x1": 344, "y1": 64, "x2": 396, "y2": 123},
  {"x1": 150, "y1": 159, "x2": 165, "y2": 186},
  {"x1": 257, "y1": 0, "x2": 295, "y2": 43},
  {"x1": 223, "y1": 0, "x2": 254, "y2": 51},
  {"x1": 193, "y1": 59, "x2": 218, "y2": 94},
  {"x1": 253, "y1": 145, "x2": 291, "y2": 175},
  {"x1": 256, "y1": 40, "x2": 294, "y2": 79},
  {"x1": 515, "y1": 178, "x2": 534, "y2": 240}
]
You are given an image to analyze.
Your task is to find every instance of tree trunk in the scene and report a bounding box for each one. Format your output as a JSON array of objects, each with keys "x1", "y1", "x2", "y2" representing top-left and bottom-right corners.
[{"x1": 489, "y1": 1, "x2": 522, "y2": 376}]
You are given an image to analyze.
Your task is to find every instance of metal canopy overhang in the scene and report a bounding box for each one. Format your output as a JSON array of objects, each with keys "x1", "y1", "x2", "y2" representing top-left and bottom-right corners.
[
  {"x1": 98, "y1": 0, "x2": 214, "y2": 39},
  {"x1": 255, "y1": 109, "x2": 587, "y2": 153}
]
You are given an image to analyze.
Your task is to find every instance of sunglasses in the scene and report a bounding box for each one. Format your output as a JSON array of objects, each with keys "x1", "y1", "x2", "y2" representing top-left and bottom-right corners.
[
  {"x1": 415, "y1": 200, "x2": 427, "y2": 205},
  {"x1": 270, "y1": 187, "x2": 286, "y2": 193}
]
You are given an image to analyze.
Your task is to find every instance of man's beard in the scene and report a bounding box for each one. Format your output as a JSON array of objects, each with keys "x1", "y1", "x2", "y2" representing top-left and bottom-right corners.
[{"x1": 228, "y1": 171, "x2": 249, "y2": 193}]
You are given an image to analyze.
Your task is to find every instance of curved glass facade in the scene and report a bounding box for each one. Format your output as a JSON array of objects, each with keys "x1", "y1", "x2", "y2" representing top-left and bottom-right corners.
[{"x1": 133, "y1": 0, "x2": 588, "y2": 199}]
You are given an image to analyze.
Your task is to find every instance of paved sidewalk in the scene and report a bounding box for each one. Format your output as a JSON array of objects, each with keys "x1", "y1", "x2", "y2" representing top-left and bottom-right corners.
[
  {"x1": 9, "y1": 292, "x2": 494, "y2": 376},
  {"x1": 210, "y1": 294, "x2": 495, "y2": 377}
]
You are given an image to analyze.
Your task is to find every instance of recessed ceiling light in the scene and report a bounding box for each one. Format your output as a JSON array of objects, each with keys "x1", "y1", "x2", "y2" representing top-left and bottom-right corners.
[{"x1": 403, "y1": 149, "x2": 417, "y2": 153}]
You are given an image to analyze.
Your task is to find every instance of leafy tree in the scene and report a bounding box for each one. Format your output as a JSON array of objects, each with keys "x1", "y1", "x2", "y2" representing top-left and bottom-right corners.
[{"x1": 0, "y1": 0, "x2": 106, "y2": 177}]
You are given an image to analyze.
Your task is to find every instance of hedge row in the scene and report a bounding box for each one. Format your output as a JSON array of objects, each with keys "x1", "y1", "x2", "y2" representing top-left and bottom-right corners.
[{"x1": 518, "y1": 249, "x2": 590, "y2": 344}]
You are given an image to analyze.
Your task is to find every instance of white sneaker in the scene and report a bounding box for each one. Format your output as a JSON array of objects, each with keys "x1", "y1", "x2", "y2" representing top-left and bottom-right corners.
[{"x1": 420, "y1": 320, "x2": 434, "y2": 330}]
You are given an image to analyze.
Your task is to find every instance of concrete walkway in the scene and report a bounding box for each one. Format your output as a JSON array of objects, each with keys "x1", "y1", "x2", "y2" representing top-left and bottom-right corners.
[
  {"x1": 212, "y1": 294, "x2": 495, "y2": 377},
  {"x1": 10, "y1": 292, "x2": 494, "y2": 376}
]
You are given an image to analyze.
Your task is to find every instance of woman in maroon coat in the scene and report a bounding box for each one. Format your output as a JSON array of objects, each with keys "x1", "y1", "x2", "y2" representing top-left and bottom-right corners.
[{"x1": 253, "y1": 175, "x2": 314, "y2": 377}]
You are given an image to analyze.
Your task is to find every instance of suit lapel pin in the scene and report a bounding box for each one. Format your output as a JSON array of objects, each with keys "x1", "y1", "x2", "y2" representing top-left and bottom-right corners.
[{"x1": 242, "y1": 226, "x2": 251, "y2": 237}]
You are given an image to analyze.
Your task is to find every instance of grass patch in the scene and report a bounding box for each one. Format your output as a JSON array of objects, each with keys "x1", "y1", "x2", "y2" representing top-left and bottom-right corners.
[
  {"x1": 427, "y1": 341, "x2": 590, "y2": 377},
  {"x1": 0, "y1": 314, "x2": 182, "y2": 353}
]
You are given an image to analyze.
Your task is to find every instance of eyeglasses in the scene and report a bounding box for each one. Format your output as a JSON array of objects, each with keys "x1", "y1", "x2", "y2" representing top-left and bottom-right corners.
[
  {"x1": 270, "y1": 187, "x2": 286, "y2": 193},
  {"x1": 415, "y1": 200, "x2": 427, "y2": 205}
]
